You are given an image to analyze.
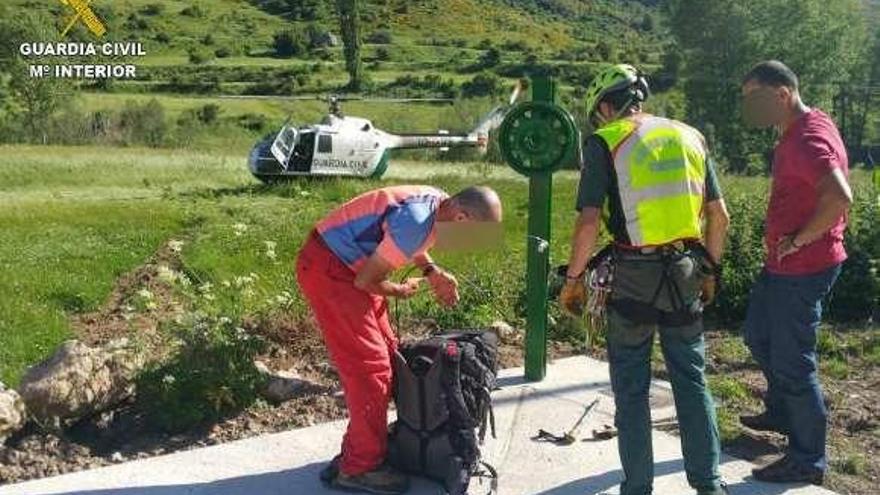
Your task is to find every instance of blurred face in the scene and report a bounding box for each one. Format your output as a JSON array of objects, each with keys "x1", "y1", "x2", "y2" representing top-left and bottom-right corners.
[
  {"x1": 741, "y1": 80, "x2": 793, "y2": 129},
  {"x1": 433, "y1": 198, "x2": 503, "y2": 252}
]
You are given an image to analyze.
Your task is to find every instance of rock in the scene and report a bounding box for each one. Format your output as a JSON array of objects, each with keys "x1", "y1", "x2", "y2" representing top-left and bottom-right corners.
[
  {"x1": 313, "y1": 32, "x2": 339, "y2": 48},
  {"x1": 0, "y1": 382, "x2": 26, "y2": 443},
  {"x1": 254, "y1": 361, "x2": 308, "y2": 403},
  {"x1": 488, "y1": 320, "x2": 522, "y2": 344},
  {"x1": 17, "y1": 339, "x2": 145, "y2": 428}
]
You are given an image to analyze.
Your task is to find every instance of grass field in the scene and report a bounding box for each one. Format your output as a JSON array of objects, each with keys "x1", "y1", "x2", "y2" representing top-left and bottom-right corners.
[
  {"x1": 2, "y1": 144, "x2": 877, "y2": 385},
  {"x1": 0, "y1": 144, "x2": 574, "y2": 385}
]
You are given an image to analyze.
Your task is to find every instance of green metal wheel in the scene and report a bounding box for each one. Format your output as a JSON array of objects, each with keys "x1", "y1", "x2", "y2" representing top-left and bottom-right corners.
[{"x1": 498, "y1": 101, "x2": 578, "y2": 176}]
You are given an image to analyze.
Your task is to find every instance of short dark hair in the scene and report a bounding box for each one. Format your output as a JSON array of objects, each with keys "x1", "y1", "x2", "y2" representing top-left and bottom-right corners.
[
  {"x1": 742, "y1": 60, "x2": 799, "y2": 90},
  {"x1": 600, "y1": 87, "x2": 642, "y2": 114}
]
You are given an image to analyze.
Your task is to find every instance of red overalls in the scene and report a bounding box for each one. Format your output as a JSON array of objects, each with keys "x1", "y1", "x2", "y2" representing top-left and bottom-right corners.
[{"x1": 295, "y1": 231, "x2": 398, "y2": 476}]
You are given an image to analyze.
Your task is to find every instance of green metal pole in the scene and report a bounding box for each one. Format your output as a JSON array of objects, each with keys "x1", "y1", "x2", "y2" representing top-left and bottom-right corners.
[{"x1": 524, "y1": 76, "x2": 556, "y2": 381}]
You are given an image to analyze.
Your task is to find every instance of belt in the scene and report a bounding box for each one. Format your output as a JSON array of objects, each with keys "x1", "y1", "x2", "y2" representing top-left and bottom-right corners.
[{"x1": 616, "y1": 240, "x2": 691, "y2": 256}]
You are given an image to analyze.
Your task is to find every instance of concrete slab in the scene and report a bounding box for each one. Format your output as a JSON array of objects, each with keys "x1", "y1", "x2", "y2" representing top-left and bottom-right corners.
[{"x1": 1, "y1": 356, "x2": 835, "y2": 495}]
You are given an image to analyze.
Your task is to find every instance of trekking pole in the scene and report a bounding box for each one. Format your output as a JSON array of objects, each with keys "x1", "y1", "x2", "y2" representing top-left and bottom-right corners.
[{"x1": 534, "y1": 398, "x2": 600, "y2": 445}]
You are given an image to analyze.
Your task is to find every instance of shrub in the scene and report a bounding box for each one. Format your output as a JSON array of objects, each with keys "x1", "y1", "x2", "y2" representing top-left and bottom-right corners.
[
  {"x1": 461, "y1": 73, "x2": 500, "y2": 98},
  {"x1": 478, "y1": 48, "x2": 501, "y2": 69},
  {"x1": 215, "y1": 47, "x2": 232, "y2": 58},
  {"x1": 366, "y1": 30, "x2": 393, "y2": 44},
  {"x1": 180, "y1": 5, "x2": 205, "y2": 17},
  {"x1": 237, "y1": 113, "x2": 268, "y2": 132},
  {"x1": 137, "y1": 316, "x2": 267, "y2": 433},
  {"x1": 828, "y1": 185, "x2": 880, "y2": 321},
  {"x1": 125, "y1": 13, "x2": 148, "y2": 30},
  {"x1": 188, "y1": 48, "x2": 212, "y2": 65},
  {"x1": 195, "y1": 104, "x2": 221, "y2": 125},
  {"x1": 154, "y1": 32, "x2": 171, "y2": 44},
  {"x1": 273, "y1": 29, "x2": 307, "y2": 58},
  {"x1": 118, "y1": 99, "x2": 167, "y2": 146},
  {"x1": 140, "y1": 3, "x2": 164, "y2": 16}
]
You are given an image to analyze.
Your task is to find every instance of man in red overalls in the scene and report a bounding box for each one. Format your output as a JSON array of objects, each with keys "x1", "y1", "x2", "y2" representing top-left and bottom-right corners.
[{"x1": 296, "y1": 185, "x2": 502, "y2": 494}]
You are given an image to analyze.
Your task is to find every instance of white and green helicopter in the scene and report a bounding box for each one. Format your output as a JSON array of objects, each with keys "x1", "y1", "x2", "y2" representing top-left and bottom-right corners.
[{"x1": 247, "y1": 85, "x2": 523, "y2": 182}]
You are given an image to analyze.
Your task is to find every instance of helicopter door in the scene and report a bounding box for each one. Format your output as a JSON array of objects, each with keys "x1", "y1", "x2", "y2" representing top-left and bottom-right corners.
[
  {"x1": 270, "y1": 124, "x2": 298, "y2": 168},
  {"x1": 290, "y1": 132, "x2": 315, "y2": 172}
]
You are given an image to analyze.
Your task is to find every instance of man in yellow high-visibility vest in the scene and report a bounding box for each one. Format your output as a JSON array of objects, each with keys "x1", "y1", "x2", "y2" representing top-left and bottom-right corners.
[{"x1": 560, "y1": 64, "x2": 731, "y2": 495}]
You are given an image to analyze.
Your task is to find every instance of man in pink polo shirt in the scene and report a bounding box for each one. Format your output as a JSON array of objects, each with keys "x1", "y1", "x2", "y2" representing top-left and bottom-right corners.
[
  {"x1": 740, "y1": 61, "x2": 853, "y2": 485},
  {"x1": 296, "y1": 185, "x2": 502, "y2": 494}
]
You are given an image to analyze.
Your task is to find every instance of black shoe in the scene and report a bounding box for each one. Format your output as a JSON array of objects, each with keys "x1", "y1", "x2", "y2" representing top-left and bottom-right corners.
[
  {"x1": 740, "y1": 412, "x2": 789, "y2": 435},
  {"x1": 320, "y1": 454, "x2": 342, "y2": 485},
  {"x1": 752, "y1": 456, "x2": 824, "y2": 485},
  {"x1": 697, "y1": 481, "x2": 730, "y2": 495}
]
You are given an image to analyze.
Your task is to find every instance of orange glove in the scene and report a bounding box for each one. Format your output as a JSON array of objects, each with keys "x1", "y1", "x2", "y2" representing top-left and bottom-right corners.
[{"x1": 560, "y1": 280, "x2": 587, "y2": 316}]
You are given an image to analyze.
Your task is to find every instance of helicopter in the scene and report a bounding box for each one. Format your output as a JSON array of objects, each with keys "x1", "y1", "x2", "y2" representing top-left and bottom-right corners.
[{"x1": 246, "y1": 84, "x2": 523, "y2": 183}]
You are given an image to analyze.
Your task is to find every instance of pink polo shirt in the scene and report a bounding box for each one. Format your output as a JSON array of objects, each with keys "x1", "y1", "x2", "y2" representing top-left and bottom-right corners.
[{"x1": 765, "y1": 110, "x2": 849, "y2": 275}]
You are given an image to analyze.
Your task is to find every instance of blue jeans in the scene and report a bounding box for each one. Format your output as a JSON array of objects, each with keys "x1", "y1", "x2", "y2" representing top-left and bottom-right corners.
[
  {"x1": 744, "y1": 265, "x2": 841, "y2": 472},
  {"x1": 607, "y1": 309, "x2": 722, "y2": 495}
]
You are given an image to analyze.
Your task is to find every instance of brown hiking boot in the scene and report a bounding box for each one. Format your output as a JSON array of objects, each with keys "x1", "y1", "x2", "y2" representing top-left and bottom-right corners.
[
  {"x1": 752, "y1": 455, "x2": 824, "y2": 485},
  {"x1": 333, "y1": 464, "x2": 410, "y2": 495}
]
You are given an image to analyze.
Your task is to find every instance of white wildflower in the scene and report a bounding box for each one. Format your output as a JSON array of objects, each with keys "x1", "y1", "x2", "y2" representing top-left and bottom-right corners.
[
  {"x1": 233, "y1": 223, "x2": 248, "y2": 237},
  {"x1": 162, "y1": 374, "x2": 176, "y2": 385},
  {"x1": 168, "y1": 239, "x2": 185, "y2": 254},
  {"x1": 137, "y1": 289, "x2": 154, "y2": 300},
  {"x1": 198, "y1": 282, "x2": 213, "y2": 293},
  {"x1": 221, "y1": 279, "x2": 231, "y2": 288},
  {"x1": 219, "y1": 316, "x2": 232, "y2": 325},
  {"x1": 264, "y1": 241, "x2": 277, "y2": 261}
]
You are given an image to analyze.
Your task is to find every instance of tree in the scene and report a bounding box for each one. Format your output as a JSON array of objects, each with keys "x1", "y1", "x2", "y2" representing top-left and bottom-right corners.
[
  {"x1": 0, "y1": 12, "x2": 73, "y2": 144},
  {"x1": 838, "y1": 27, "x2": 880, "y2": 154},
  {"x1": 595, "y1": 40, "x2": 615, "y2": 62},
  {"x1": 336, "y1": 0, "x2": 365, "y2": 92},
  {"x1": 666, "y1": 0, "x2": 866, "y2": 172}
]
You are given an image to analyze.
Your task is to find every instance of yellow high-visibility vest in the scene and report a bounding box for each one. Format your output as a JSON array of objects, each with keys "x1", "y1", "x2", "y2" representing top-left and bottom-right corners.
[{"x1": 594, "y1": 115, "x2": 707, "y2": 247}]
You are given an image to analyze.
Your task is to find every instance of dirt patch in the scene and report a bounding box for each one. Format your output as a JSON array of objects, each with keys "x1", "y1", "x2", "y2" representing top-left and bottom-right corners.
[
  {"x1": 70, "y1": 240, "x2": 188, "y2": 352},
  {"x1": 702, "y1": 331, "x2": 880, "y2": 495}
]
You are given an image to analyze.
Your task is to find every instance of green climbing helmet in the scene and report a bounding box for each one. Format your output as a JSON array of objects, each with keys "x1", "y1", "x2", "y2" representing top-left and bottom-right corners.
[{"x1": 584, "y1": 64, "x2": 650, "y2": 123}]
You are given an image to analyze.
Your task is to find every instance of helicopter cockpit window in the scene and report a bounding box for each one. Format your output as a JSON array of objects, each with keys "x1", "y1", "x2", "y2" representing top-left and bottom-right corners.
[{"x1": 318, "y1": 134, "x2": 333, "y2": 154}]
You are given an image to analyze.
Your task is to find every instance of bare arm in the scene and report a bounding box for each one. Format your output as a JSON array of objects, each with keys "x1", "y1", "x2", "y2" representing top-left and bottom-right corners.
[
  {"x1": 793, "y1": 168, "x2": 852, "y2": 246},
  {"x1": 354, "y1": 254, "x2": 421, "y2": 297},
  {"x1": 703, "y1": 199, "x2": 730, "y2": 264},
  {"x1": 565, "y1": 207, "x2": 602, "y2": 279}
]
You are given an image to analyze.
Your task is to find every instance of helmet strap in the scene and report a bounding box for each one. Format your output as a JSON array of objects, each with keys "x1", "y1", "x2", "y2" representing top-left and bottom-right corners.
[{"x1": 592, "y1": 95, "x2": 636, "y2": 129}]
